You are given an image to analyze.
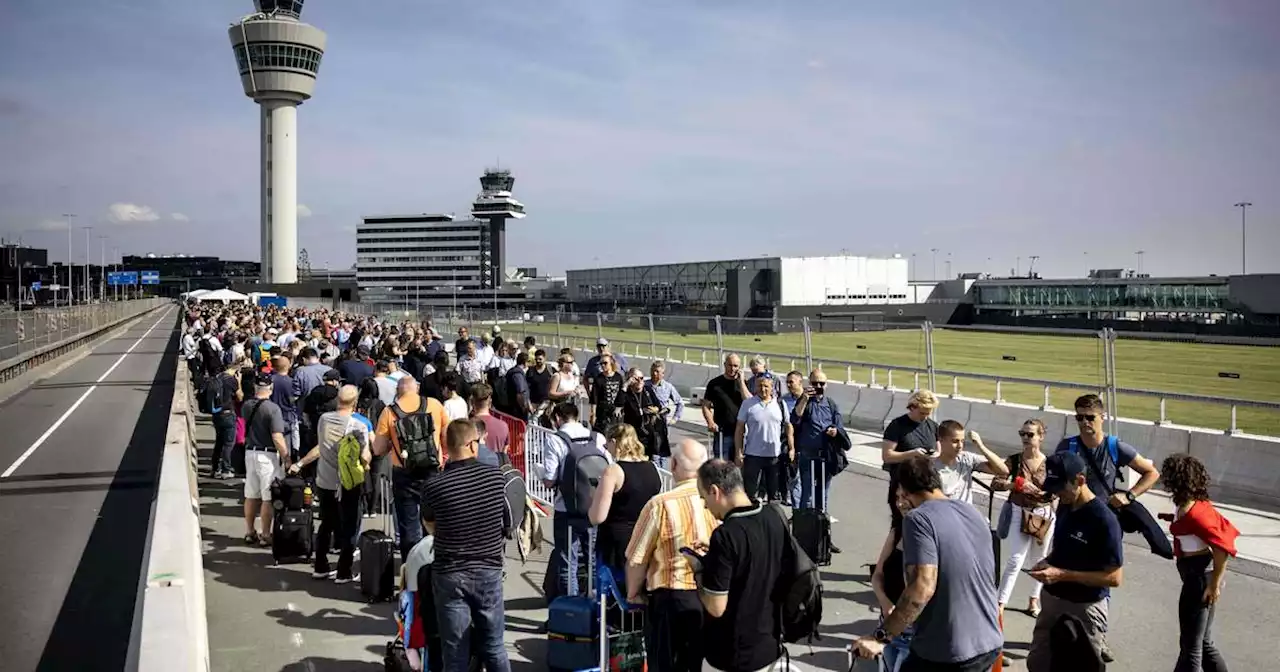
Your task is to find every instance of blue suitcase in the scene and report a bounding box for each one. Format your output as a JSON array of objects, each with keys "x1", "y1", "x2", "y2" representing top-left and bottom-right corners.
[{"x1": 547, "y1": 526, "x2": 602, "y2": 672}]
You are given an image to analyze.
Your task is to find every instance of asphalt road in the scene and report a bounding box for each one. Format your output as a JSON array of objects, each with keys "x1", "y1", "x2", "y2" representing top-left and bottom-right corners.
[
  {"x1": 198, "y1": 418, "x2": 1280, "y2": 671},
  {"x1": 0, "y1": 308, "x2": 176, "y2": 671}
]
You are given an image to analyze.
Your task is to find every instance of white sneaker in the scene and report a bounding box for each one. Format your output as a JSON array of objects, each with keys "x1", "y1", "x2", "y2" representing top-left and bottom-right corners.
[
  {"x1": 828, "y1": 515, "x2": 839, "y2": 524},
  {"x1": 312, "y1": 570, "x2": 336, "y2": 580},
  {"x1": 336, "y1": 574, "x2": 360, "y2": 585}
]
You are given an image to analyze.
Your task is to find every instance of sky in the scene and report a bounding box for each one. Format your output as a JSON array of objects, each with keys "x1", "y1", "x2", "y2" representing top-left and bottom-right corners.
[{"x1": 1, "y1": 0, "x2": 1277, "y2": 279}]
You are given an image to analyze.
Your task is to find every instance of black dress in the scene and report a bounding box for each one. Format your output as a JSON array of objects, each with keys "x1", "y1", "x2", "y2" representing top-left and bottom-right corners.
[{"x1": 599, "y1": 461, "x2": 664, "y2": 575}]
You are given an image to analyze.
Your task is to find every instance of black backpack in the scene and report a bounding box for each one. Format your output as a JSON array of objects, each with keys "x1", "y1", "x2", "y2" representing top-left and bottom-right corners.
[
  {"x1": 391, "y1": 403, "x2": 441, "y2": 476},
  {"x1": 555, "y1": 431, "x2": 608, "y2": 517},
  {"x1": 769, "y1": 503, "x2": 824, "y2": 644},
  {"x1": 489, "y1": 367, "x2": 511, "y2": 413},
  {"x1": 200, "y1": 374, "x2": 230, "y2": 414}
]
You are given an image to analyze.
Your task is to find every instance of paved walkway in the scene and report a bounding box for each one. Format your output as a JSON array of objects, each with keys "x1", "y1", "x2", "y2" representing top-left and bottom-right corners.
[{"x1": 198, "y1": 412, "x2": 1280, "y2": 671}]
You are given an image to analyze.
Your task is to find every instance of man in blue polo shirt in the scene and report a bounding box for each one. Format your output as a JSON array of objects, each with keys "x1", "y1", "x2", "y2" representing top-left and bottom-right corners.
[{"x1": 1025, "y1": 452, "x2": 1123, "y2": 672}]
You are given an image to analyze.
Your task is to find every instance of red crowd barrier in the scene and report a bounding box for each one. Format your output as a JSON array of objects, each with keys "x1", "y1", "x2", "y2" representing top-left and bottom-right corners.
[{"x1": 493, "y1": 410, "x2": 528, "y2": 478}]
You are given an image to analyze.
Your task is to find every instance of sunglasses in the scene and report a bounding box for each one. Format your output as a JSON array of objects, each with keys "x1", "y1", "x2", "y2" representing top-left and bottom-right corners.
[
  {"x1": 1018, "y1": 431, "x2": 1036, "y2": 438},
  {"x1": 811, "y1": 381, "x2": 826, "y2": 387},
  {"x1": 1075, "y1": 413, "x2": 1098, "y2": 422}
]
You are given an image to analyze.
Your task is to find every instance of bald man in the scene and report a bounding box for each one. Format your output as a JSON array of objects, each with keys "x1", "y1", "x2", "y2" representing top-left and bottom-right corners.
[{"x1": 625, "y1": 438, "x2": 720, "y2": 670}]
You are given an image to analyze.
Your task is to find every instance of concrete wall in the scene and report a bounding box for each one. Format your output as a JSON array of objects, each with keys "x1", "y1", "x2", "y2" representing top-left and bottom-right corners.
[{"x1": 580, "y1": 340, "x2": 1280, "y2": 508}]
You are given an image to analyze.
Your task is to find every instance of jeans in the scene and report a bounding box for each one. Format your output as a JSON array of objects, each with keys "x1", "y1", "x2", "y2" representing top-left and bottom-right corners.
[
  {"x1": 792, "y1": 454, "x2": 833, "y2": 510},
  {"x1": 391, "y1": 468, "x2": 428, "y2": 563},
  {"x1": 652, "y1": 455, "x2": 671, "y2": 471},
  {"x1": 543, "y1": 514, "x2": 590, "y2": 602},
  {"x1": 1174, "y1": 554, "x2": 1229, "y2": 672},
  {"x1": 645, "y1": 589, "x2": 704, "y2": 672},
  {"x1": 900, "y1": 649, "x2": 1000, "y2": 672},
  {"x1": 433, "y1": 566, "x2": 511, "y2": 672},
  {"x1": 315, "y1": 486, "x2": 362, "y2": 579},
  {"x1": 879, "y1": 620, "x2": 915, "y2": 672},
  {"x1": 211, "y1": 411, "x2": 237, "y2": 474},
  {"x1": 743, "y1": 455, "x2": 781, "y2": 502}
]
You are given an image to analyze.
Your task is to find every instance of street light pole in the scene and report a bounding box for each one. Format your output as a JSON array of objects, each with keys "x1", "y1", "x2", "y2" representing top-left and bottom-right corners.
[
  {"x1": 930, "y1": 248, "x2": 938, "y2": 281},
  {"x1": 1234, "y1": 202, "x2": 1252, "y2": 274},
  {"x1": 83, "y1": 226, "x2": 92, "y2": 302},
  {"x1": 62, "y1": 213, "x2": 75, "y2": 300}
]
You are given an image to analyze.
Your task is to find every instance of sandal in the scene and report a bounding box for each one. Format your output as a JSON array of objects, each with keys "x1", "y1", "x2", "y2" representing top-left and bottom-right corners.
[
  {"x1": 1028, "y1": 599, "x2": 1042, "y2": 619},
  {"x1": 258, "y1": 534, "x2": 273, "y2": 548},
  {"x1": 244, "y1": 533, "x2": 259, "y2": 545}
]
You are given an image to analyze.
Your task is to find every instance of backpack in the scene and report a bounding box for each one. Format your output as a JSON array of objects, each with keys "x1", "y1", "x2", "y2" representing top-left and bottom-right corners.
[
  {"x1": 1067, "y1": 435, "x2": 1120, "y2": 492},
  {"x1": 555, "y1": 430, "x2": 609, "y2": 517},
  {"x1": 337, "y1": 431, "x2": 366, "y2": 490},
  {"x1": 768, "y1": 503, "x2": 824, "y2": 644},
  {"x1": 201, "y1": 374, "x2": 230, "y2": 414},
  {"x1": 391, "y1": 403, "x2": 441, "y2": 476},
  {"x1": 499, "y1": 463, "x2": 528, "y2": 540},
  {"x1": 489, "y1": 366, "x2": 511, "y2": 413}
]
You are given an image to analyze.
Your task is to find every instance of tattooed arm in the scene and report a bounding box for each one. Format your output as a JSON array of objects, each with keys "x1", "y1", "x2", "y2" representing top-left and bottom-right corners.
[{"x1": 881, "y1": 563, "x2": 937, "y2": 637}]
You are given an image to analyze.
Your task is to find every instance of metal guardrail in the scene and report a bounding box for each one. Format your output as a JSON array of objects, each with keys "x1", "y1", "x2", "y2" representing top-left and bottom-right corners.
[
  {"x1": 0, "y1": 299, "x2": 169, "y2": 384},
  {"x1": 519, "y1": 421, "x2": 675, "y2": 508}
]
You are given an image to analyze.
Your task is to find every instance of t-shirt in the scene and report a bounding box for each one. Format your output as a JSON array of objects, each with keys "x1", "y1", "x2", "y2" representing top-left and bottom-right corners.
[
  {"x1": 590, "y1": 372, "x2": 625, "y2": 427},
  {"x1": 936, "y1": 451, "x2": 982, "y2": 505},
  {"x1": 704, "y1": 374, "x2": 746, "y2": 435},
  {"x1": 478, "y1": 413, "x2": 510, "y2": 454},
  {"x1": 882, "y1": 414, "x2": 939, "y2": 486},
  {"x1": 526, "y1": 367, "x2": 553, "y2": 405},
  {"x1": 315, "y1": 411, "x2": 371, "y2": 491},
  {"x1": 701, "y1": 503, "x2": 788, "y2": 672},
  {"x1": 422, "y1": 458, "x2": 509, "y2": 573},
  {"x1": 736, "y1": 396, "x2": 784, "y2": 458},
  {"x1": 241, "y1": 398, "x2": 285, "y2": 451},
  {"x1": 1045, "y1": 496, "x2": 1124, "y2": 603},
  {"x1": 443, "y1": 396, "x2": 468, "y2": 422},
  {"x1": 373, "y1": 376, "x2": 398, "y2": 406},
  {"x1": 901, "y1": 498, "x2": 1003, "y2": 664},
  {"x1": 1054, "y1": 436, "x2": 1138, "y2": 500},
  {"x1": 338, "y1": 358, "x2": 375, "y2": 388},
  {"x1": 215, "y1": 372, "x2": 239, "y2": 414},
  {"x1": 270, "y1": 372, "x2": 298, "y2": 424}
]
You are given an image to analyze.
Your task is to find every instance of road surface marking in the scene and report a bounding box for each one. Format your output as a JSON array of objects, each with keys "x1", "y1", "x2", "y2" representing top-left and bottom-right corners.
[{"x1": 0, "y1": 309, "x2": 172, "y2": 479}]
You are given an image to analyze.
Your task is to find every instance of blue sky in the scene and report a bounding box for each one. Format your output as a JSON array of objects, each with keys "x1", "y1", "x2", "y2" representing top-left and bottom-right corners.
[{"x1": 1, "y1": 0, "x2": 1277, "y2": 278}]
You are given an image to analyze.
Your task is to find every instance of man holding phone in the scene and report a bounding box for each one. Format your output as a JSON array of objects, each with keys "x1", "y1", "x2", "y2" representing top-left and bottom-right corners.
[
  {"x1": 882, "y1": 390, "x2": 941, "y2": 529},
  {"x1": 790, "y1": 369, "x2": 845, "y2": 515}
]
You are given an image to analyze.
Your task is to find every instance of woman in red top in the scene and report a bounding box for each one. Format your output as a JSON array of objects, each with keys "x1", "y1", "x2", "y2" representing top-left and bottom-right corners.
[{"x1": 1159, "y1": 454, "x2": 1238, "y2": 672}]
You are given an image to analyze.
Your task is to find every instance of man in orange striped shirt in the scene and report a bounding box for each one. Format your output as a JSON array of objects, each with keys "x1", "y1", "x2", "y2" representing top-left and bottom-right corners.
[{"x1": 625, "y1": 438, "x2": 719, "y2": 672}]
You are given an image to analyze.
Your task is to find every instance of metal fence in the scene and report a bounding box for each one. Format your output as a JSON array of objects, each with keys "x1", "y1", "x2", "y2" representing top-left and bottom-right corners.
[
  {"x1": 515, "y1": 419, "x2": 675, "y2": 508},
  {"x1": 0, "y1": 299, "x2": 170, "y2": 364},
  {"x1": 418, "y1": 310, "x2": 1280, "y2": 437}
]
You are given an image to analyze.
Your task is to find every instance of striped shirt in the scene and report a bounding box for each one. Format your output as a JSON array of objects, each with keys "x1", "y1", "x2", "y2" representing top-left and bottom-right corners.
[
  {"x1": 646, "y1": 379, "x2": 684, "y2": 421},
  {"x1": 624, "y1": 479, "x2": 720, "y2": 591},
  {"x1": 422, "y1": 458, "x2": 509, "y2": 574}
]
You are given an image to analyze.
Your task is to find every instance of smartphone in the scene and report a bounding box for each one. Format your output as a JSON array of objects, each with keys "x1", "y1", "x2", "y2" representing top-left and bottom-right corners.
[{"x1": 679, "y1": 546, "x2": 703, "y2": 559}]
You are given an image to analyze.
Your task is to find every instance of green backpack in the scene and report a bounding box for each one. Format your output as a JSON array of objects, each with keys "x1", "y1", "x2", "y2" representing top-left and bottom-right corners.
[{"x1": 338, "y1": 431, "x2": 366, "y2": 490}]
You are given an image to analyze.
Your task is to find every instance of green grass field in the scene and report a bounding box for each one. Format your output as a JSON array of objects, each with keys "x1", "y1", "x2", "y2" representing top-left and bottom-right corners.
[{"x1": 500, "y1": 322, "x2": 1280, "y2": 436}]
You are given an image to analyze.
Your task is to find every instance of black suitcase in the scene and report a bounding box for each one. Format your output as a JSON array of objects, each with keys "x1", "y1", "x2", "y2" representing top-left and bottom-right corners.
[
  {"x1": 273, "y1": 509, "x2": 314, "y2": 563},
  {"x1": 361, "y1": 476, "x2": 397, "y2": 603},
  {"x1": 792, "y1": 462, "x2": 832, "y2": 566},
  {"x1": 271, "y1": 476, "x2": 309, "y2": 511}
]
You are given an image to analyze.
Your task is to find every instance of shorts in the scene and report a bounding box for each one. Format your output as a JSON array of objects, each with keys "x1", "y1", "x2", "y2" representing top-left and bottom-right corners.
[{"x1": 244, "y1": 450, "x2": 282, "y2": 500}]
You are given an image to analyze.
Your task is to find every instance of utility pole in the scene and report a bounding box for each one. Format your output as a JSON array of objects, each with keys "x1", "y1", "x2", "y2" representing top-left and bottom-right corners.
[
  {"x1": 930, "y1": 248, "x2": 939, "y2": 281},
  {"x1": 99, "y1": 236, "x2": 107, "y2": 302},
  {"x1": 83, "y1": 226, "x2": 92, "y2": 302},
  {"x1": 62, "y1": 213, "x2": 75, "y2": 300},
  {"x1": 1234, "y1": 202, "x2": 1252, "y2": 274}
]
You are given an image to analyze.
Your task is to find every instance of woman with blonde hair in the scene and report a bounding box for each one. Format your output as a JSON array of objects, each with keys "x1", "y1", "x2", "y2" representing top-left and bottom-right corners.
[
  {"x1": 992, "y1": 418, "x2": 1056, "y2": 620},
  {"x1": 588, "y1": 423, "x2": 663, "y2": 584},
  {"x1": 881, "y1": 389, "x2": 940, "y2": 528}
]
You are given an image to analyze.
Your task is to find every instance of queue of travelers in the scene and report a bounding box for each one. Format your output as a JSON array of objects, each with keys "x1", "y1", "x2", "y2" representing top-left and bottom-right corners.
[{"x1": 183, "y1": 303, "x2": 1241, "y2": 672}]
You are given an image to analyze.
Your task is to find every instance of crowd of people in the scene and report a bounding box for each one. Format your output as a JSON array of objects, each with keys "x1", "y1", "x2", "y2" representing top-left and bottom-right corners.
[{"x1": 181, "y1": 303, "x2": 1242, "y2": 672}]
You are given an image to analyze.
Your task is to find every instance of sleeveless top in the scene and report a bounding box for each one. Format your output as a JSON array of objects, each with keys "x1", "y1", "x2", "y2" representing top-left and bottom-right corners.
[{"x1": 599, "y1": 460, "x2": 664, "y2": 572}]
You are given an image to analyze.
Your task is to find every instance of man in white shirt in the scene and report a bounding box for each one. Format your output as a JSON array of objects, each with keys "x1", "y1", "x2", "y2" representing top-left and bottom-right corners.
[
  {"x1": 476, "y1": 333, "x2": 496, "y2": 369},
  {"x1": 934, "y1": 420, "x2": 1008, "y2": 505},
  {"x1": 540, "y1": 401, "x2": 610, "y2": 602}
]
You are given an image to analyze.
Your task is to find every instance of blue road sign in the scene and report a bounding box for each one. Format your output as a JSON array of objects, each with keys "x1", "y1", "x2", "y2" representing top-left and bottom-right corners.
[
  {"x1": 108, "y1": 271, "x2": 139, "y2": 286},
  {"x1": 30, "y1": 281, "x2": 42, "y2": 291},
  {"x1": 141, "y1": 270, "x2": 160, "y2": 285}
]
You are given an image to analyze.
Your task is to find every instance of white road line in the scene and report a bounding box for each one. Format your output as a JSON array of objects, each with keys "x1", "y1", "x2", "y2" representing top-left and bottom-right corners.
[{"x1": 0, "y1": 309, "x2": 173, "y2": 479}]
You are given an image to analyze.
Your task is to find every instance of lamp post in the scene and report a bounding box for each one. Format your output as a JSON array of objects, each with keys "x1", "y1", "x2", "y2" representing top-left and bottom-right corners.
[
  {"x1": 1234, "y1": 202, "x2": 1252, "y2": 274},
  {"x1": 930, "y1": 248, "x2": 939, "y2": 281},
  {"x1": 62, "y1": 213, "x2": 75, "y2": 301},
  {"x1": 81, "y1": 226, "x2": 92, "y2": 302}
]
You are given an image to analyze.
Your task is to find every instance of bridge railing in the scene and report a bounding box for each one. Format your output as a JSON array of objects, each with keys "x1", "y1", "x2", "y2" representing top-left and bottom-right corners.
[{"x1": 0, "y1": 299, "x2": 170, "y2": 385}]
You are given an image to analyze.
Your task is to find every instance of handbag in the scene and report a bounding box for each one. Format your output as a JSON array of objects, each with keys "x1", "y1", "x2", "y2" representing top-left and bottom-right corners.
[{"x1": 1020, "y1": 505, "x2": 1053, "y2": 543}]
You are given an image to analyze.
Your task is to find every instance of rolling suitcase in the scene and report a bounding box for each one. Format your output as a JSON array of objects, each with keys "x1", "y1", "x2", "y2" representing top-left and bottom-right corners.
[
  {"x1": 271, "y1": 478, "x2": 313, "y2": 564},
  {"x1": 791, "y1": 462, "x2": 832, "y2": 566},
  {"x1": 547, "y1": 525, "x2": 600, "y2": 672},
  {"x1": 360, "y1": 476, "x2": 397, "y2": 603}
]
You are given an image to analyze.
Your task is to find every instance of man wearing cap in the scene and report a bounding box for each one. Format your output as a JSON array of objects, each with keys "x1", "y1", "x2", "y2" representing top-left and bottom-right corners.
[
  {"x1": 583, "y1": 338, "x2": 628, "y2": 396},
  {"x1": 1024, "y1": 452, "x2": 1124, "y2": 672}
]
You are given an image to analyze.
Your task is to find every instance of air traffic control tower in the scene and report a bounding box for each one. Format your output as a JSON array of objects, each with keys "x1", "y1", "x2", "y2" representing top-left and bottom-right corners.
[
  {"x1": 470, "y1": 169, "x2": 526, "y2": 290},
  {"x1": 228, "y1": 1, "x2": 326, "y2": 284}
]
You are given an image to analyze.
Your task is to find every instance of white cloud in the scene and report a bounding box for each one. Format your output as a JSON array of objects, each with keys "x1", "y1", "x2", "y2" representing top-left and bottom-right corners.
[
  {"x1": 806, "y1": 59, "x2": 825, "y2": 69},
  {"x1": 170, "y1": 212, "x2": 189, "y2": 222},
  {"x1": 297, "y1": 203, "x2": 312, "y2": 218},
  {"x1": 107, "y1": 203, "x2": 161, "y2": 223}
]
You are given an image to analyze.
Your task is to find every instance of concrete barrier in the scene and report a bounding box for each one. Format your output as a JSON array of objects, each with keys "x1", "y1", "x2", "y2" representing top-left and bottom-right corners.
[
  {"x1": 824, "y1": 383, "x2": 861, "y2": 424},
  {"x1": 965, "y1": 401, "x2": 1059, "y2": 455},
  {"x1": 1189, "y1": 430, "x2": 1280, "y2": 507},
  {"x1": 137, "y1": 348, "x2": 209, "y2": 671},
  {"x1": 934, "y1": 396, "x2": 973, "y2": 429},
  {"x1": 850, "y1": 387, "x2": 894, "y2": 431}
]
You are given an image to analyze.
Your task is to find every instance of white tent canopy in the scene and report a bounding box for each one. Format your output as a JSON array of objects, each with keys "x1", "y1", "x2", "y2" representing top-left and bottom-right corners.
[
  {"x1": 181, "y1": 289, "x2": 212, "y2": 299},
  {"x1": 193, "y1": 288, "x2": 251, "y2": 303}
]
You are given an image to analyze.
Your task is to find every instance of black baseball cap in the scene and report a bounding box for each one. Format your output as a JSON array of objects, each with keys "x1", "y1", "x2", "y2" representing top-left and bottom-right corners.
[
  {"x1": 1042, "y1": 452, "x2": 1087, "y2": 493},
  {"x1": 322, "y1": 369, "x2": 342, "y2": 382},
  {"x1": 254, "y1": 371, "x2": 274, "y2": 387}
]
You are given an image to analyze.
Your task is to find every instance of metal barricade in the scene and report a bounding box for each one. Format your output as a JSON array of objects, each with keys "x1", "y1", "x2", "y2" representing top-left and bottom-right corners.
[
  {"x1": 492, "y1": 410, "x2": 528, "y2": 479},
  {"x1": 521, "y1": 422, "x2": 674, "y2": 509}
]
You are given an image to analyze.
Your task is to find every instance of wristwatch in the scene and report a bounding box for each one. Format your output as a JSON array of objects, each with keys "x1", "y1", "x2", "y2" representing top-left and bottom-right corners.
[
  {"x1": 1122, "y1": 490, "x2": 1136, "y2": 504},
  {"x1": 873, "y1": 627, "x2": 891, "y2": 644}
]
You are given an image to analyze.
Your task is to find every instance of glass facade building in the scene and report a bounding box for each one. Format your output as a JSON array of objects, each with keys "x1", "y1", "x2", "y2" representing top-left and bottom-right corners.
[
  {"x1": 973, "y1": 277, "x2": 1231, "y2": 314},
  {"x1": 567, "y1": 258, "x2": 779, "y2": 310}
]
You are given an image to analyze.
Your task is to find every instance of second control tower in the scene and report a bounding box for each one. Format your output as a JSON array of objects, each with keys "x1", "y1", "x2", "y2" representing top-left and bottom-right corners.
[
  {"x1": 228, "y1": 1, "x2": 326, "y2": 284},
  {"x1": 470, "y1": 169, "x2": 526, "y2": 290}
]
